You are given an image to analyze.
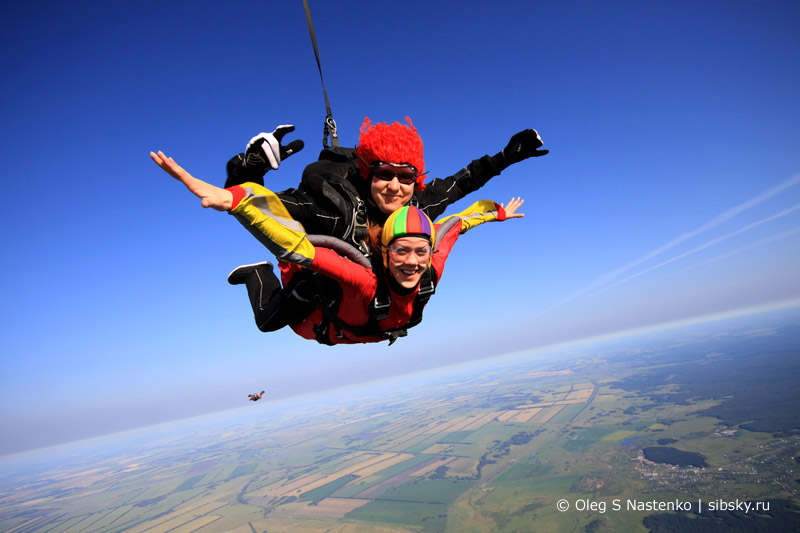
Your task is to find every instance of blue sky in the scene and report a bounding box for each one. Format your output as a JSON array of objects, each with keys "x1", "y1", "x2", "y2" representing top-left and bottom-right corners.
[{"x1": 1, "y1": 0, "x2": 799, "y2": 456}]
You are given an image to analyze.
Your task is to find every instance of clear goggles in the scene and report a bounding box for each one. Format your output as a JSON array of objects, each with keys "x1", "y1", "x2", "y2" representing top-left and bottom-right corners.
[{"x1": 386, "y1": 242, "x2": 432, "y2": 260}]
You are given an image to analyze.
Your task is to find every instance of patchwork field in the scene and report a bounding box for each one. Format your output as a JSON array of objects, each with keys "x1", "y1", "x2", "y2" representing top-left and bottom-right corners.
[{"x1": 2, "y1": 311, "x2": 799, "y2": 532}]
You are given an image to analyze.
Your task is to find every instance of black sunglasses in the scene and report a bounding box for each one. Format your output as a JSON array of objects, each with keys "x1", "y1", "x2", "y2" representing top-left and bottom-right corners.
[{"x1": 370, "y1": 161, "x2": 418, "y2": 185}]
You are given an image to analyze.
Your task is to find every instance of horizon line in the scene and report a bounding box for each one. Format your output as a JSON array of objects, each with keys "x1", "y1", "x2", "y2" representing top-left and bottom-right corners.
[{"x1": 3, "y1": 297, "x2": 799, "y2": 462}]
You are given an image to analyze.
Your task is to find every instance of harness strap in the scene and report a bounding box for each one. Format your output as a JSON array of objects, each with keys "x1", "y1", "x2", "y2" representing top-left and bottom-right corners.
[
  {"x1": 404, "y1": 269, "x2": 436, "y2": 330},
  {"x1": 327, "y1": 178, "x2": 369, "y2": 257},
  {"x1": 316, "y1": 267, "x2": 437, "y2": 345},
  {"x1": 352, "y1": 197, "x2": 370, "y2": 257},
  {"x1": 304, "y1": 238, "x2": 439, "y2": 345},
  {"x1": 302, "y1": 0, "x2": 339, "y2": 148}
]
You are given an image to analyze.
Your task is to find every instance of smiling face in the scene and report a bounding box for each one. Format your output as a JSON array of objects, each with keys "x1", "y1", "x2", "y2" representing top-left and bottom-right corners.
[
  {"x1": 370, "y1": 174, "x2": 415, "y2": 214},
  {"x1": 385, "y1": 236, "x2": 431, "y2": 289}
]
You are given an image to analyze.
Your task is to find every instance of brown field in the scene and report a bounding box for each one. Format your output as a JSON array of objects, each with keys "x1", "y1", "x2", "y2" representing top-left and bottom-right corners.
[
  {"x1": 498, "y1": 406, "x2": 549, "y2": 422},
  {"x1": 554, "y1": 398, "x2": 590, "y2": 405},
  {"x1": 266, "y1": 452, "x2": 413, "y2": 499},
  {"x1": 145, "y1": 513, "x2": 221, "y2": 533},
  {"x1": 124, "y1": 499, "x2": 227, "y2": 533},
  {"x1": 350, "y1": 453, "x2": 414, "y2": 477},
  {"x1": 282, "y1": 474, "x2": 343, "y2": 497},
  {"x1": 353, "y1": 457, "x2": 454, "y2": 499},
  {"x1": 496, "y1": 410, "x2": 519, "y2": 422},
  {"x1": 170, "y1": 515, "x2": 222, "y2": 533},
  {"x1": 186, "y1": 501, "x2": 229, "y2": 516},
  {"x1": 426, "y1": 416, "x2": 471, "y2": 434},
  {"x1": 566, "y1": 388, "x2": 594, "y2": 401},
  {"x1": 509, "y1": 408, "x2": 543, "y2": 423},
  {"x1": 259, "y1": 474, "x2": 326, "y2": 499},
  {"x1": 381, "y1": 423, "x2": 434, "y2": 447},
  {"x1": 419, "y1": 443, "x2": 451, "y2": 455},
  {"x1": 381, "y1": 416, "x2": 458, "y2": 448},
  {"x1": 175, "y1": 495, "x2": 226, "y2": 514},
  {"x1": 447, "y1": 416, "x2": 487, "y2": 432},
  {"x1": 462, "y1": 411, "x2": 503, "y2": 431}
]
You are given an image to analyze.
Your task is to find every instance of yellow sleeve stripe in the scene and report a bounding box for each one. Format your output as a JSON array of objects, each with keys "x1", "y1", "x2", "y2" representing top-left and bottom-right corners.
[{"x1": 230, "y1": 183, "x2": 316, "y2": 266}]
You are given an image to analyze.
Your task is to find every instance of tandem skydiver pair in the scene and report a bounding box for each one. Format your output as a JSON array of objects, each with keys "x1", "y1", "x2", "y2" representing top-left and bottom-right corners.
[{"x1": 151, "y1": 118, "x2": 547, "y2": 346}]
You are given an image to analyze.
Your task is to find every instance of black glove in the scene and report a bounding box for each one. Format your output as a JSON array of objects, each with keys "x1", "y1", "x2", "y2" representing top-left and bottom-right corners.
[
  {"x1": 502, "y1": 129, "x2": 549, "y2": 165},
  {"x1": 244, "y1": 125, "x2": 305, "y2": 170}
]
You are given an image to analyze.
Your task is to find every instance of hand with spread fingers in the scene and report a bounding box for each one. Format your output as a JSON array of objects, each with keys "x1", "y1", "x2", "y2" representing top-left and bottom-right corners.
[
  {"x1": 501, "y1": 197, "x2": 525, "y2": 219},
  {"x1": 150, "y1": 151, "x2": 233, "y2": 211}
]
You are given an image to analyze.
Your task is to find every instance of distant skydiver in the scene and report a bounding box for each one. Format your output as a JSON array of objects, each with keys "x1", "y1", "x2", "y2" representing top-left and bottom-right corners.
[
  {"x1": 248, "y1": 391, "x2": 265, "y2": 401},
  {"x1": 151, "y1": 151, "x2": 525, "y2": 345},
  {"x1": 220, "y1": 118, "x2": 548, "y2": 333}
]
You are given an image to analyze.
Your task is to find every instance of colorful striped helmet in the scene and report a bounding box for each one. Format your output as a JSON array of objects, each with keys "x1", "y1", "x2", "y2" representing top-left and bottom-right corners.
[{"x1": 382, "y1": 206, "x2": 435, "y2": 248}]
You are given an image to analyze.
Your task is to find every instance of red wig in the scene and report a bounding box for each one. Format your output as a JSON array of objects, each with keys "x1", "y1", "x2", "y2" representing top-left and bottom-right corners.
[{"x1": 354, "y1": 117, "x2": 426, "y2": 190}]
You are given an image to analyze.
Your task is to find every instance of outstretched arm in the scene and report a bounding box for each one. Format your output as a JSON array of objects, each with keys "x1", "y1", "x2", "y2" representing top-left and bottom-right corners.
[
  {"x1": 434, "y1": 196, "x2": 526, "y2": 237},
  {"x1": 417, "y1": 129, "x2": 546, "y2": 221},
  {"x1": 150, "y1": 150, "x2": 233, "y2": 211},
  {"x1": 151, "y1": 150, "x2": 326, "y2": 271}
]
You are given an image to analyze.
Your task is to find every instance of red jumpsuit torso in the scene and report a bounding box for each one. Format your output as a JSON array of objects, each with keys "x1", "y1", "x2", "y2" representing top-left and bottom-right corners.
[{"x1": 279, "y1": 222, "x2": 459, "y2": 344}]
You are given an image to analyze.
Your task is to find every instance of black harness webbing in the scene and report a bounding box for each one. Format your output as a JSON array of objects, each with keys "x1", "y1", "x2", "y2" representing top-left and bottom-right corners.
[
  {"x1": 312, "y1": 266, "x2": 438, "y2": 346},
  {"x1": 302, "y1": 0, "x2": 339, "y2": 148}
]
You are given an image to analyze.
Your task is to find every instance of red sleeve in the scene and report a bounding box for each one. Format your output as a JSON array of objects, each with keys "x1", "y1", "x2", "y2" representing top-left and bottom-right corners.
[
  {"x1": 431, "y1": 220, "x2": 463, "y2": 280},
  {"x1": 310, "y1": 248, "x2": 376, "y2": 297},
  {"x1": 227, "y1": 185, "x2": 247, "y2": 210}
]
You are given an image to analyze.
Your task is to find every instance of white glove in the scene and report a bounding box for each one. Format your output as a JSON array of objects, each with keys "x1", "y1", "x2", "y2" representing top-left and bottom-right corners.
[{"x1": 244, "y1": 125, "x2": 303, "y2": 170}]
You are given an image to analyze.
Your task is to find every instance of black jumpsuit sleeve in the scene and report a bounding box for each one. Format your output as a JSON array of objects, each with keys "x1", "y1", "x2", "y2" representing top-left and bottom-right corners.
[
  {"x1": 225, "y1": 153, "x2": 346, "y2": 237},
  {"x1": 415, "y1": 153, "x2": 506, "y2": 221}
]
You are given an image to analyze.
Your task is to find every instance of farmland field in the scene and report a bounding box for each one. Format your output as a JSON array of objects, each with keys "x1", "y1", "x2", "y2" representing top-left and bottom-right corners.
[{"x1": 2, "y1": 308, "x2": 800, "y2": 531}]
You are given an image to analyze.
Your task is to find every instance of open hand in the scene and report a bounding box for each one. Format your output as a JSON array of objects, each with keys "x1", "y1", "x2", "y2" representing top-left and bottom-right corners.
[
  {"x1": 150, "y1": 151, "x2": 233, "y2": 211},
  {"x1": 501, "y1": 197, "x2": 525, "y2": 219}
]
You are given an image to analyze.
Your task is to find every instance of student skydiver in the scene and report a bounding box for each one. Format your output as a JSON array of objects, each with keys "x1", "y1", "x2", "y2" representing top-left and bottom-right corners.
[
  {"x1": 248, "y1": 391, "x2": 265, "y2": 401},
  {"x1": 151, "y1": 151, "x2": 524, "y2": 345}
]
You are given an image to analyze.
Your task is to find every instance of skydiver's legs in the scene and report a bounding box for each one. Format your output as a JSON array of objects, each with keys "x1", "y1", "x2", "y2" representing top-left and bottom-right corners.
[
  {"x1": 228, "y1": 262, "x2": 286, "y2": 332},
  {"x1": 278, "y1": 272, "x2": 319, "y2": 326},
  {"x1": 228, "y1": 263, "x2": 319, "y2": 332},
  {"x1": 249, "y1": 268, "x2": 291, "y2": 333}
]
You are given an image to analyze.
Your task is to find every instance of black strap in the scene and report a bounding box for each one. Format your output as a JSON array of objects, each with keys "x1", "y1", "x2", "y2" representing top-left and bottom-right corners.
[
  {"x1": 327, "y1": 268, "x2": 438, "y2": 345},
  {"x1": 302, "y1": 0, "x2": 339, "y2": 148},
  {"x1": 404, "y1": 268, "x2": 437, "y2": 330},
  {"x1": 306, "y1": 248, "x2": 439, "y2": 346},
  {"x1": 323, "y1": 176, "x2": 369, "y2": 255},
  {"x1": 309, "y1": 272, "x2": 343, "y2": 345}
]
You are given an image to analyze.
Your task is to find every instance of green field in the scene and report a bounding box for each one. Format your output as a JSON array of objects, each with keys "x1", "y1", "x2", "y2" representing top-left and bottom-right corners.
[{"x1": 347, "y1": 500, "x2": 447, "y2": 531}]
